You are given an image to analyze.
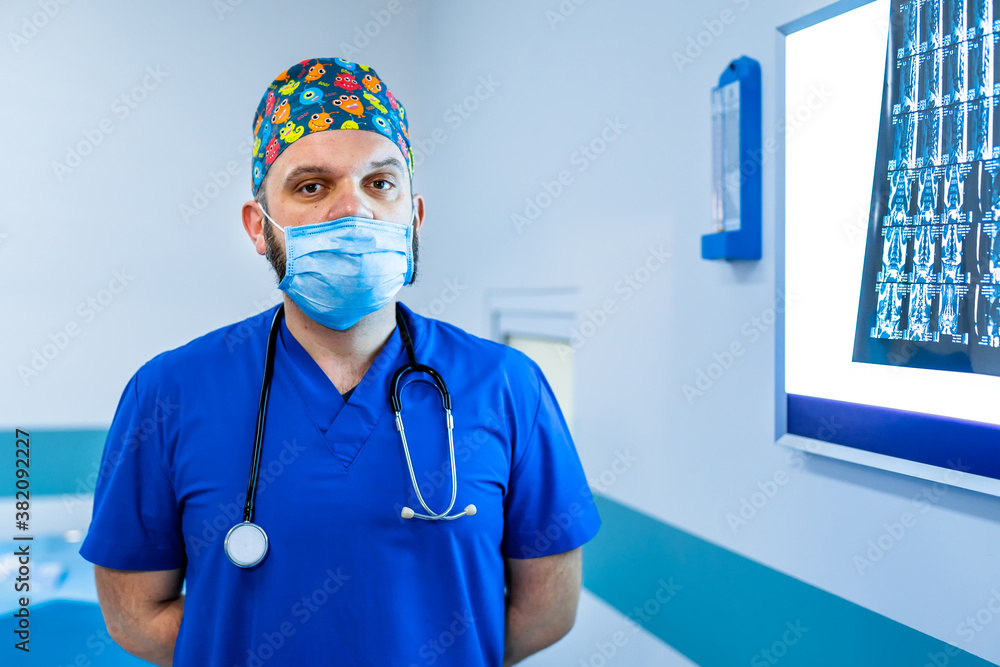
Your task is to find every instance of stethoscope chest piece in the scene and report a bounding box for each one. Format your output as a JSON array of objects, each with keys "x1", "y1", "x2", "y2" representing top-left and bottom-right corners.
[
  {"x1": 226, "y1": 304, "x2": 475, "y2": 568},
  {"x1": 225, "y1": 521, "x2": 269, "y2": 568}
]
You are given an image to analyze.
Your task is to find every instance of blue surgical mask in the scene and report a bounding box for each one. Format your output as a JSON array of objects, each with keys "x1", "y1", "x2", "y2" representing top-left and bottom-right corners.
[{"x1": 258, "y1": 202, "x2": 414, "y2": 330}]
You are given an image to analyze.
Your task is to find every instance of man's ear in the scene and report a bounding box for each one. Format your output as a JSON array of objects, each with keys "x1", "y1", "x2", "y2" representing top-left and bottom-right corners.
[
  {"x1": 411, "y1": 193, "x2": 426, "y2": 235},
  {"x1": 242, "y1": 200, "x2": 267, "y2": 256}
]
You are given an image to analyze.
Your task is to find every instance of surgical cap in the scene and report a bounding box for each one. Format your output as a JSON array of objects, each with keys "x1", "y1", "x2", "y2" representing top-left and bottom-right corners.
[{"x1": 250, "y1": 58, "x2": 411, "y2": 196}]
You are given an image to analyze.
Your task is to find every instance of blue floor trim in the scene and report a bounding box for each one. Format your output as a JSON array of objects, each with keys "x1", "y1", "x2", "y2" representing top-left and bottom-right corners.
[
  {"x1": 2, "y1": 429, "x2": 107, "y2": 497},
  {"x1": 6, "y1": 600, "x2": 147, "y2": 665},
  {"x1": 583, "y1": 494, "x2": 994, "y2": 666}
]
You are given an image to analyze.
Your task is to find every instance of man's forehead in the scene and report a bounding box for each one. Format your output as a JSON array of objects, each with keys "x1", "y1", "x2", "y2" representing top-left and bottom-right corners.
[
  {"x1": 249, "y1": 59, "x2": 412, "y2": 197},
  {"x1": 270, "y1": 130, "x2": 405, "y2": 182}
]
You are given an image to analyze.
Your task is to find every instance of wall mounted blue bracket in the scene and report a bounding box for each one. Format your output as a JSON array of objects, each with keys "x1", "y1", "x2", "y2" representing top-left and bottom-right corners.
[{"x1": 702, "y1": 56, "x2": 762, "y2": 261}]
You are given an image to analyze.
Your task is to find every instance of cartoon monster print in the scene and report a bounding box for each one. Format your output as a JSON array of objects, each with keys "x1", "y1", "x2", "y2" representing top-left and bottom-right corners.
[
  {"x1": 265, "y1": 137, "x2": 280, "y2": 165},
  {"x1": 363, "y1": 92, "x2": 387, "y2": 114},
  {"x1": 271, "y1": 99, "x2": 290, "y2": 124},
  {"x1": 334, "y1": 73, "x2": 360, "y2": 92},
  {"x1": 278, "y1": 80, "x2": 300, "y2": 96},
  {"x1": 332, "y1": 94, "x2": 364, "y2": 117},
  {"x1": 279, "y1": 121, "x2": 304, "y2": 144},
  {"x1": 300, "y1": 87, "x2": 324, "y2": 106},
  {"x1": 371, "y1": 115, "x2": 392, "y2": 137},
  {"x1": 305, "y1": 63, "x2": 326, "y2": 83},
  {"x1": 362, "y1": 73, "x2": 382, "y2": 93},
  {"x1": 308, "y1": 112, "x2": 334, "y2": 132},
  {"x1": 396, "y1": 133, "x2": 408, "y2": 161}
]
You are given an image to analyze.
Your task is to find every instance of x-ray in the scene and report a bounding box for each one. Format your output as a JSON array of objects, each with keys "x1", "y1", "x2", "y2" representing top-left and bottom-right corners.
[{"x1": 854, "y1": 0, "x2": 1000, "y2": 376}]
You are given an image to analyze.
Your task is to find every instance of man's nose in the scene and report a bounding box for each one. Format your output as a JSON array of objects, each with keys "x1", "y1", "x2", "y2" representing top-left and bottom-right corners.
[{"x1": 324, "y1": 185, "x2": 372, "y2": 220}]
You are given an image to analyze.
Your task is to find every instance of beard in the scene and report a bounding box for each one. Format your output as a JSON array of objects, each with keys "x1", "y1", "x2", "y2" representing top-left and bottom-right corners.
[
  {"x1": 263, "y1": 216, "x2": 421, "y2": 285},
  {"x1": 262, "y1": 214, "x2": 286, "y2": 283}
]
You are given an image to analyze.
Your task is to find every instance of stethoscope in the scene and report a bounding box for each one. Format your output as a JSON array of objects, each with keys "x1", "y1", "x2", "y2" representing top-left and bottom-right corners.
[{"x1": 224, "y1": 303, "x2": 476, "y2": 568}]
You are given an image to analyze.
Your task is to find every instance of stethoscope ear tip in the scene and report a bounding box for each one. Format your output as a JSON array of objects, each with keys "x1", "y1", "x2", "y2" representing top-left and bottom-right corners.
[
  {"x1": 463, "y1": 504, "x2": 477, "y2": 517},
  {"x1": 401, "y1": 507, "x2": 415, "y2": 519}
]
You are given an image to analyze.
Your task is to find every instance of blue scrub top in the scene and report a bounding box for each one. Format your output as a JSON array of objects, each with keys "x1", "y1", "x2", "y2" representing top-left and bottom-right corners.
[{"x1": 80, "y1": 302, "x2": 600, "y2": 666}]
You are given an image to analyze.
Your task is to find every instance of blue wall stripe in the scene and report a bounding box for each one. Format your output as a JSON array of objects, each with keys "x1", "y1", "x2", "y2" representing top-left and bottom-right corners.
[
  {"x1": 7, "y1": 600, "x2": 147, "y2": 666},
  {"x1": 9, "y1": 431, "x2": 994, "y2": 666},
  {"x1": 2, "y1": 429, "x2": 107, "y2": 497},
  {"x1": 583, "y1": 495, "x2": 993, "y2": 666}
]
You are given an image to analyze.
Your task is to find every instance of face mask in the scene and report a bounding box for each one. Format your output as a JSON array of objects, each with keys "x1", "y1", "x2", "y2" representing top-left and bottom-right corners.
[{"x1": 258, "y1": 202, "x2": 414, "y2": 330}]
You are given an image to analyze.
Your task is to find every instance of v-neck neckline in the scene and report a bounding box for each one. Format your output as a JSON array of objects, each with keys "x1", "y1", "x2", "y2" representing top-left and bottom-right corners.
[{"x1": 276, "y1": 308, "x2": 407, "y2": 469}]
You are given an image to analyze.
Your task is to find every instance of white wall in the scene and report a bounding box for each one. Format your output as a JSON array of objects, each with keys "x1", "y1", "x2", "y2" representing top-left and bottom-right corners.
[
  {"x1": 406, "y1": 0, "x2": 1000, "y2": 663},
  {"x1": 0, "y1": 0, "x2": 432, "y2": 426},
  {"x1": 4, "y1": 0, "x2": 1000, "y2": 663}
]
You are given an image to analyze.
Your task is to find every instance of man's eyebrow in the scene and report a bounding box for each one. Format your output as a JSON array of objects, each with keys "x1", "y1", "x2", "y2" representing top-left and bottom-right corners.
[
  {"x1": 281, "y1": 157, "x2": 405, "y2": 185},
  {"x1": 282, "y1": 165, "x2": 333, "y2": 184},
  {"x1": 366, "y1": 156, "x2": 405, "y2": 173}
]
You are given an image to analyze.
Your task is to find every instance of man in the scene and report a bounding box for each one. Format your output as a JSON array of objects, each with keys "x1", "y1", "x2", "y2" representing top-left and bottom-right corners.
[{"x1": 81, "y1": 57, "x2": 600, "y2": 666}]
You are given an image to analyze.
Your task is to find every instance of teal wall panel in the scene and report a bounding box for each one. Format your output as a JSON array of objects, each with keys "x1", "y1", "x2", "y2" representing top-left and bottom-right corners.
[
  {"x1": 2, "y1": 429, "x2": 107, "y2": 497},
  {"x1": 583, "y1": 495, "x2": 992, "y2": 667}
]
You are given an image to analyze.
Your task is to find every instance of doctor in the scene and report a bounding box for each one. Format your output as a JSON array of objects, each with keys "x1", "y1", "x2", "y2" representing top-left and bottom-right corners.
[{"x1": 81, "y1": 58, "x2": 600, "y2": 667}]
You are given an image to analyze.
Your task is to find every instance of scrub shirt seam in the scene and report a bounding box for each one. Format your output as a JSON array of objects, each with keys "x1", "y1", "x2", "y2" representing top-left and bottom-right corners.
[
  {"x1": 115, "y1": 369, "x2": 184, "y2": 561},
  {"x1": 508, "y1": 356, "x2": 544, "y2": 478},
  {"x1": 133, "y1": 368, "x2": 180, "y2": 497},
  {"x1": 278, "y1": 319, "x2": 351, "y2": 470}
]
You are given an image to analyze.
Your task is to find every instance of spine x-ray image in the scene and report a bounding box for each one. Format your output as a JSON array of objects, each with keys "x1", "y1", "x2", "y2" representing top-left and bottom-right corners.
[{"x1": 854, "y1": 0, "x2": 1000, "y2": 376}]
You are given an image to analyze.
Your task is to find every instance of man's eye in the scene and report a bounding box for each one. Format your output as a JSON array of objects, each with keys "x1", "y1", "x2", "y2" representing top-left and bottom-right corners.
[
  {"x1": 301, "y1": 183, "x2": 321, "y2": 194},
  {"x1": 371, "y1": 179, "x2": 392, "y2": 190}
]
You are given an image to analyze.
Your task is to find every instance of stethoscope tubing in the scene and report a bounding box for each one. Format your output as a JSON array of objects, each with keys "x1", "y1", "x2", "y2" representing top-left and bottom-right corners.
[
  {"x1": 230, "y1": 303, "x2": 471, "y2": 567},
  {"x1": 243, "y1": 305, "x2": 285, "y2": 524}
]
